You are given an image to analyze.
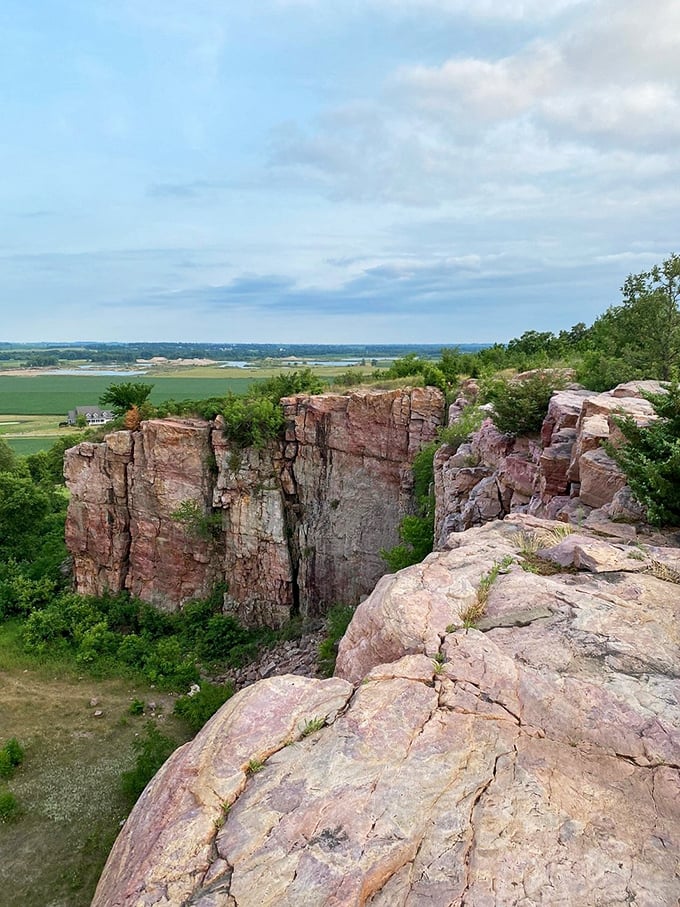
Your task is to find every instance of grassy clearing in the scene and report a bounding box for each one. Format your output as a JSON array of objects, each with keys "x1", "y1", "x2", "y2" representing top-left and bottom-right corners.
[
  {"x1": 4, "y1": 437, "x2": 59, "y2": 455},
  {"x1": 0, "y1": 646, "x2": 189, "y2": 907},
  {"x1": 0, "y1": 414, "x2": 65, "y2": 437}
]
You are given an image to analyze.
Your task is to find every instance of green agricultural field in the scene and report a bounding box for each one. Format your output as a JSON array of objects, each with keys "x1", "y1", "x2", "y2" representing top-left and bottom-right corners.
[
  {"x1": 4, "y1": 438, "x2": 59, "y2": 456},
  {"x1": 0, "y1": 375, "x2": 257, "y2": 416}
]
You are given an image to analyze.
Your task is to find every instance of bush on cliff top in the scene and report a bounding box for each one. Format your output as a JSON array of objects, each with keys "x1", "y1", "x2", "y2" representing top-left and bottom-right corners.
[
  {"x1": 480, "y1": 371, "x2": 566, "y2": 436},
  {"x1": 156, "y1": 368, "x2": 326, "y2": 448},
  {"x1": 606, "y1": 382, "x2": 680, "y2": 526}
]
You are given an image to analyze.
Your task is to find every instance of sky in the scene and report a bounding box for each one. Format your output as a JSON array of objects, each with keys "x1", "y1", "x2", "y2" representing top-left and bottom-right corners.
[{"x1": 1, "y1": 0, "x2": 679, "y2": 344}]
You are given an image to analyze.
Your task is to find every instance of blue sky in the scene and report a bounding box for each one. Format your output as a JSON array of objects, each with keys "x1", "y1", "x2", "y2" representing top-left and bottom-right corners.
[{"x1": 2, "y1": 0, "x2": 679, "y2": 343}]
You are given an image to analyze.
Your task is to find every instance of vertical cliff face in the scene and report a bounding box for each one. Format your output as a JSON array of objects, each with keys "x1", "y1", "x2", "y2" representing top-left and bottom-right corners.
[
  {"x1": 65, "y1": 431, "x2": 133, "y2": 597},
  {"x1": 126, "y1": 419, "x2": 222, "y2": 607},
  {"x1": 281, "y1": 387, "x2": 442, "y2": 614},
  {"x1": 64, "y1": 387, "x2": 445, "y2": 624},
  {"x1": 211, "y1": 434, "x2": 295, "y2": 627}
]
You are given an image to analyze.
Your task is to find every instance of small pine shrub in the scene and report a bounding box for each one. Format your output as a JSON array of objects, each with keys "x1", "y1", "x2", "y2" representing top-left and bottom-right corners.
[
  {"x1": 606, "y1": 382, "x2": 680, "y2": 526},
  {"x1": 0, "y1": 788, "x2": 20, "y2": 823},
  {"x1": 481, "y1": 371, "x2": 566, "y2": 436},
  {"x1": 3, "y1": 738, "x2": 24, "y2": 768}
]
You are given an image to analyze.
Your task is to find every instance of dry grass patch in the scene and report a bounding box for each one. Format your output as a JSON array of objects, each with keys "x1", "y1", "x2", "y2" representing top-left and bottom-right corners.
[{"x1": 0, "y1": 659, "x2": 188, "y2": 907}]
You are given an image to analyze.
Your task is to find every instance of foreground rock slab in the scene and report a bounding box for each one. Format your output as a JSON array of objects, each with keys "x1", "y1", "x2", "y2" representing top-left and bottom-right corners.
[{"x1": 94, "y1": 520, "x2": 680, "y2": 907}]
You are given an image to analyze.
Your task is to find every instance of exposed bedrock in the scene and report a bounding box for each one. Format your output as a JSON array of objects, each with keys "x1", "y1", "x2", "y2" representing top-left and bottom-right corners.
[
  {"x1": 433, "y1": 380, "x2": 665, "y2": 547},
  {"x1": 64, "y1": 387, "x2": 444, "y2": 624},
  {"x1": 93, "y1": 518, "x2": 680, "y2": 907}
]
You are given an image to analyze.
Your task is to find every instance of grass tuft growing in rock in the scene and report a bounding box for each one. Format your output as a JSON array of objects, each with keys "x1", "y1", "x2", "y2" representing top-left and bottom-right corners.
[
  {"x1": 300, "y1": 717, "x2": 326, "y2": 738},
  {"x1": 459, "y1": 557, "x2": 513, "y2": 628}
]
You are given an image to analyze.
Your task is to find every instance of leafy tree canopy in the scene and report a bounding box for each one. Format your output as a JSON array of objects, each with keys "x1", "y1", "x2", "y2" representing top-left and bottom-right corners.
[
  {"x1": 99, "y1": 382, "x2": 154, "y2": 417},
  {"x1": 586, "y1": 253, "x2": 680, "y2": 383}
]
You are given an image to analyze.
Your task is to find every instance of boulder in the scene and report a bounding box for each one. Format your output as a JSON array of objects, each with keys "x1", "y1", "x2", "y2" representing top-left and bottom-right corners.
[{"x1": 579, "y1": 448, "x2": 628, "y2": 509}]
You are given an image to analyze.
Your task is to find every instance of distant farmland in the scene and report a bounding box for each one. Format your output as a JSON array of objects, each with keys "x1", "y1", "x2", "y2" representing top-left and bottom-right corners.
[{"x1": 0, "y1": 375, "x2": 257, "y2": 416}]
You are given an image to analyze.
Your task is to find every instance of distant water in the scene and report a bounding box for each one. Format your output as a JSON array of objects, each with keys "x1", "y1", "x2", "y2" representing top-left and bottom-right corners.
[
  {"x1": 220, "y1": 357, "x2": 396, "y2": 369},
  {"x1": 43, "y1": 368, "x2": 148, "y2": 376}
]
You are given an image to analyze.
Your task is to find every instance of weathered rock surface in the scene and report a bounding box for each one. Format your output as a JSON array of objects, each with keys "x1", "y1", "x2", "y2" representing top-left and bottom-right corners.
[
  {"x1": 94, "y1": 518, "x2": 680, "y2": 907},
  {"x1": 434, "y1": 381, "x2": 666, "y2": 545},
  {"x1": 65, "y1": 388, "x2": 444, "y2": 623}
]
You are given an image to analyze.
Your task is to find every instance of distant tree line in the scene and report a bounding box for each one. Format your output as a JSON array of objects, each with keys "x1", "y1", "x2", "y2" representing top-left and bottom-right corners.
[{"x1": 373, "y1": 253, "x2": 680, "y2": 393}]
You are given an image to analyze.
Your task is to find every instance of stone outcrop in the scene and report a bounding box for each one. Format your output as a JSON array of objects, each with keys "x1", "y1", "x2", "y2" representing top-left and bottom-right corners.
[
  {"x1": 64, "y1": 388, "x2": 444, "y2": 624},
  {"x1": 434, "y1": 381, "x2": 665, "y2": 545},
  {"x1": 93, "y1": 517, "x2": 680, "y2": 907}
]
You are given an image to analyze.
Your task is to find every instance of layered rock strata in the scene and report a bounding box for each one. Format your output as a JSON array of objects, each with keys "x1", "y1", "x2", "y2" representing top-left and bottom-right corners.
[
  {"x1": 65, "y1": 387, "x2": 444, "y2": 624},
  {"x1": 434, "y1": 380, "x2": 662, "y2": 546},
  {"x1": 93, "y1": 517, "x2": 680, "y2": 906}
]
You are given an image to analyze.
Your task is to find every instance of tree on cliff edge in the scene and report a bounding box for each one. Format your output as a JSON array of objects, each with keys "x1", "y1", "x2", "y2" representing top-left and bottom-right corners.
[{"x1": 99, "y1": 382, "x2": 153, "y2": 418}]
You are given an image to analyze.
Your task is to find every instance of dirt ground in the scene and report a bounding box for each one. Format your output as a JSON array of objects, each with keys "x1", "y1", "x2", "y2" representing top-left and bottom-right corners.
[{"x1": 0, "y1": 665, "x2": 188, "y2": 907}]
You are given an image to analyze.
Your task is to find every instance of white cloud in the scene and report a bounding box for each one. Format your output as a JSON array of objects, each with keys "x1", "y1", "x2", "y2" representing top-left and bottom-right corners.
[
  {"x1": 270, "y1": 0, "x2": 680, "y2": 214},
  {"x1": 398, "y1": 0, "x2": 680, "y2": 147}
]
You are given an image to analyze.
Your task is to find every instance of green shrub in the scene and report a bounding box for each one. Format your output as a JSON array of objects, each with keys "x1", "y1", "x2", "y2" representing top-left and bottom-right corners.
[
  {"x1": 193, "y1": 615, "x2": 253, "y2": 663},
  {"x1": 333, "y1": 370, "x2": 367, "y2": 387},
  {"x1": 381, "y1": 442, "x2": 437, "y2": 571},
  {"x1": 252, "y1": 368, "x2": 326, "y2": 400},
  {"x1": 437, "y1": 405, "x2": 485, "y2": 450},
  {"x1": 116, "y1": 634, "x2": 153, "y2": 667},
  {"x1": 221, "y1": 395, "x2": 284, "y2": 448},
  {"x1": 128, "y1": 699, "x2": 145, "y2": 716},
  {"x1": 576, "y1": 352, "x2": 639, "y2": 392},
  {"x1": 0, "y1": 788, "x2": 20, "y2": 823},
  {"x1": 318, "y1": 604, "x2": 356, "y2": 677},
  {"x1": 0, "y1": 738, "x2": 25, "y2": 779},
  {"x1": 481, "y1": 371, "x2": 566, "y2": 436},
  {"x1": 381, "y1": 515, "x2": 434, "y2": 572},
  {"x1": 606, "y1": 382, "x2": 680, "y2": 526},
  {"x1": 174, "y1": 682, "x2": 234, "y2": 734},
  {"x1": 144, "y1": 638, "x2": 199, "y2": 690},
  {"x1": 170, "y1": 500, "x2": 222, "y2": 540},
  {"x1": 121, "y1": 723, "x2": 176, "y2": 806},
  {"x1": 16, "y1": 583, "x2": 268, "y2": 689},
  {"x1": 0, "y1": 563, "x2": 59, "y2": 620},
  {"x1": 22, "y1": 606, "x2": 70, "y2": 654},
  {"x1": 3, "y1": 738, "x2": 24, "y2": 767}
]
